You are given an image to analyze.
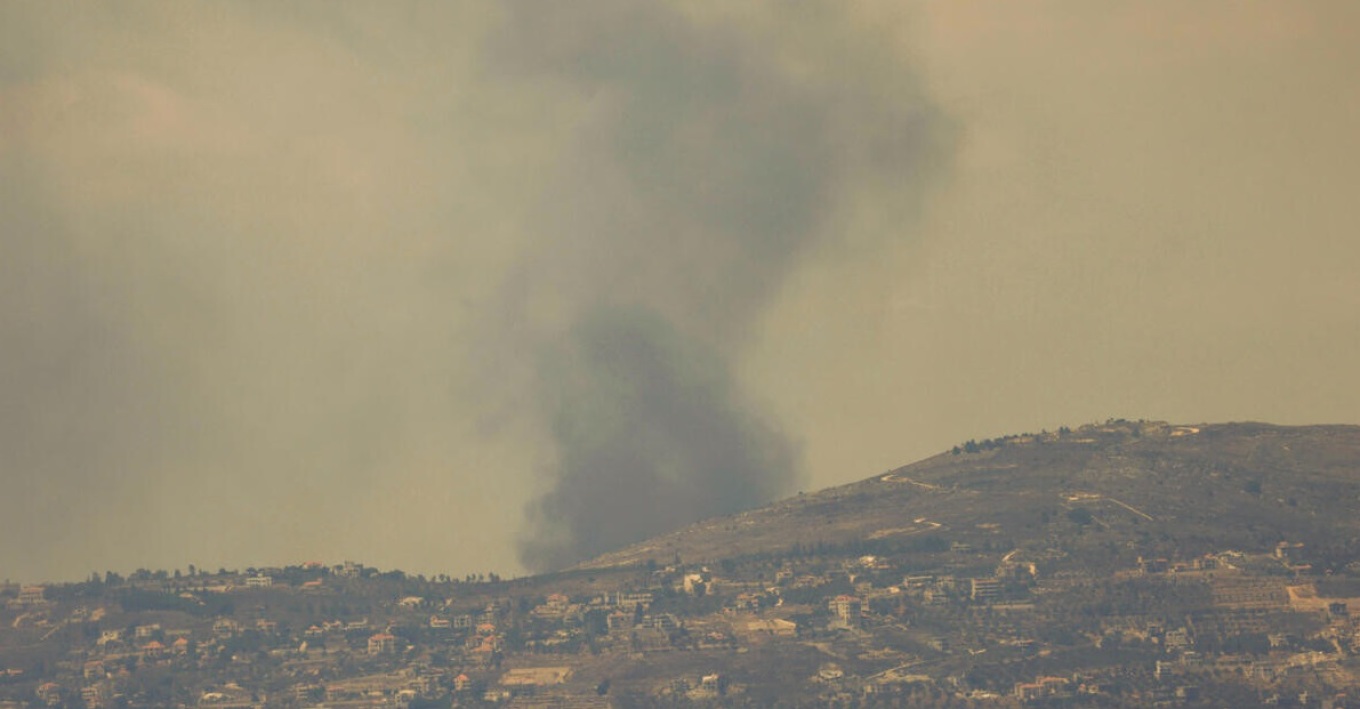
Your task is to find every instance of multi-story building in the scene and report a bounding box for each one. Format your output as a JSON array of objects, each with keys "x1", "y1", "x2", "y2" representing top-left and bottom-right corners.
[
  {"x1": 830, "y1": 595, "x2": 862, "y2": 628},
  {"x1": 971, "y1": 578, "x2": 1003, "y2": 602},
  {"x1": 368, "y1": 632, "x2": 396, "y2": 655}
]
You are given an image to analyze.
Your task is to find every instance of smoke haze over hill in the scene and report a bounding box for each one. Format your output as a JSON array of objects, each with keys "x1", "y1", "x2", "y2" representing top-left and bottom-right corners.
[
  {"x1": 1, "y1": 2, "x2": 1359, "y2": 583},
  {"x1": 488, "y1": 1, "x2": 952, "y2": 570}
]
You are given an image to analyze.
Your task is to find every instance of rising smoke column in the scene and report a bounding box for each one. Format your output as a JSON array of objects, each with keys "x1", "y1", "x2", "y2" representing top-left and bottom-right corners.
[
  {"x1": 520, "y1": 307, "x2": 798, "y2": 570},
  {"x1": 490, "y1": 1, "x2": 954, "y2": 571}
]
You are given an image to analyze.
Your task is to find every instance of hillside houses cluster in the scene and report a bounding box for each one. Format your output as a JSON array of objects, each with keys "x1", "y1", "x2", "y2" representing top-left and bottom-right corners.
[{"x1": 3, "y1": 539, "x2": 1360, "y2": 707}]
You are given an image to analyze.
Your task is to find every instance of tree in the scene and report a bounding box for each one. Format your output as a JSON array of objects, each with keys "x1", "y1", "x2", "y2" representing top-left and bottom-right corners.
[{"x1": 583, "y1": 609, "x2": 608, "y2": 638}]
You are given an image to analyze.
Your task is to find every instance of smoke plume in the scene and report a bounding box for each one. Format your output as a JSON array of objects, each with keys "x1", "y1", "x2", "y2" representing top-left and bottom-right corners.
[
  {"x1": 4, "y1": 2, "x2": 1355, "y2": 583},
  {"x1": 493, "y1": 1, "x2": 954, "y2": 570},
  {"x1": 0, "y1": 2, "x2": 951, "y2": 582}
]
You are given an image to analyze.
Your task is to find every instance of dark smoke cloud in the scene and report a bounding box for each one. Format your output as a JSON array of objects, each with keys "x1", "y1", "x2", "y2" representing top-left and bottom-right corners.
[
  {"x1": 521, "y1": 307, "x2": 797, "y2": 570},
  {"x1": 492, "y1": 1, "x2": 953, "y2": 570},
  {"x1": 0, "y1": 1, "x2": 951, "y2": 581},
  {"x1": 4, "y1": 2, "x2": 1355, "y2": 583}
]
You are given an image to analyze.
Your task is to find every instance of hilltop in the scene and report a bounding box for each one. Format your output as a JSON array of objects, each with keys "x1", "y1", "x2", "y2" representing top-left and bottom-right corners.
[{"x1": 581, "y1": 420, "x2": 1360, "y2": 575}]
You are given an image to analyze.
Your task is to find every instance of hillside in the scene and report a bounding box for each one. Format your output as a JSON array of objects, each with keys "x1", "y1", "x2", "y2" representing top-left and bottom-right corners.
[
  {"x1": 580, "y1": 420, "x2": 1360, "y2": 574},
  {"x1": 6, "y1": 420, "x2": 1360, "y2": 708}
]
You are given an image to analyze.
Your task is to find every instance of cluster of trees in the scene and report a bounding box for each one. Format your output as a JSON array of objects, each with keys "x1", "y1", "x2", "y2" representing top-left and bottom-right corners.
[
  {"x1": 117, "y1": 588, "x2": 235, "y2": 616},
  {"x1": 39, "y1": 563, "x2": 518, "y2": 600},
  {"x1": 952, "y1": 420, "x2": 1160, "y2": 454},
  {"x1": 953, "y1": 438, "x2": 1002, "y2": 455}
]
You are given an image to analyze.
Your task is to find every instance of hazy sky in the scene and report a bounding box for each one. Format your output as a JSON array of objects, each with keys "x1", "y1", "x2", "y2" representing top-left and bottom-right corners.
[{"x1": 3, "y1": 2, "x2": 1358, "y2": 583}]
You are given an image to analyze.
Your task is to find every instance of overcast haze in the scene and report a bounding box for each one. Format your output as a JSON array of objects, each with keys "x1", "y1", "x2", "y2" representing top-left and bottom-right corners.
[{"x1": 3, "y1": 2, "x2": 1358, "y2": 583}]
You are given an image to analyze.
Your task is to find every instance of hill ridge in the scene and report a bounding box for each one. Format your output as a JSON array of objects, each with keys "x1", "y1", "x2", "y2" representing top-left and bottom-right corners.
[{"x1": 576, "y1": 420, "x2": 1360, "y2": 572}]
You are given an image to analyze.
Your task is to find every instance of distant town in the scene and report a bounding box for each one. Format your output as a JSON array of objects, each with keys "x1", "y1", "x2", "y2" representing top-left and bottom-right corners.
[
  {"x1": 5, "y1": 421, "x2": 1360, "y2": 707},
  {"x1": 3, "y1": 541, "x2": 1360, "y2": 707}
]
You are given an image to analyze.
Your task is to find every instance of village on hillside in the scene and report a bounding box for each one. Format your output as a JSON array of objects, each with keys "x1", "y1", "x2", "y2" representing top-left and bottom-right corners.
[{"x1": 4, "y1": 535, "x2": 1360, "y2": 708}]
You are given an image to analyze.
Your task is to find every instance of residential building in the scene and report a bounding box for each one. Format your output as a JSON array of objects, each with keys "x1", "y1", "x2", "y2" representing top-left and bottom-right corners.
[
  {"x1": 830, "y1": 595, "x2": 862, "y2": 628},
  {"x1": 612, "y1": 591, "x2": 654, "y2": 609},
  {"x1": 368, "y1": 632, "x2": 396, "y2": 655},
  {"x1": 971, "y1": 578, "x2": 1003, "y2": 602}
]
